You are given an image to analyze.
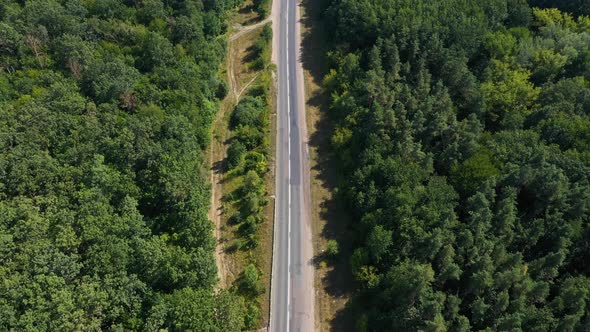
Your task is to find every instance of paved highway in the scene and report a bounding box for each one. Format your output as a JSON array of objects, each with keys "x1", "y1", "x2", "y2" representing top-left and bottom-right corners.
[{"x1": 269, "y1": 0, "x2": 315, "y2": 330}]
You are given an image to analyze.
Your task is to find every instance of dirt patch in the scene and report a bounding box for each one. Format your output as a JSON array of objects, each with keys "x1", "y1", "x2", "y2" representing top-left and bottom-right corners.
[
  {"x1": 299, "y1": 0, "x2": 355, "y2": 330},
  {"x1": 210, "y1": 93, "x2": 231, "y2": 289}
]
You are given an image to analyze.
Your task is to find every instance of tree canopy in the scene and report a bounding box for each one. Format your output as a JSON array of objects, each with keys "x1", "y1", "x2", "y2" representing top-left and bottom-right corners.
[
  {"x1": 0, "y1": 0, "x2": 245, "y2": 330},
  {"x1": 323, "y1": 0, "x2": 590, "y2": 330}
]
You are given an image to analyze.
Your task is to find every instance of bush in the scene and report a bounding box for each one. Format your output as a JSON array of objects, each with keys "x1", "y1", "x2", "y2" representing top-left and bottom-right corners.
[
  {"x1": 233, "y1": 125, "x2": 264, "y2": 150},
  {"x1": 216, "y1": 79, "x2": 229, "y2": 99},
  {"x1": 326, "y1": 240, "x2": 339, "y2": 257},
  {"x1": 253, "y1": 0, "x2": 270, "y2": 19},
  {"x1": 243, "y1": 151, "x2": 267, "y2": 174},
  {"x1": 227, "y1": 140, "x2": 247, "y2": 169},
  {"x1": 251, "y1": 25, "x2": 272, "y2": 69},
  {"x1": 244, "y1": 303, "x2": 261, "y2": 329},
  {"x1": 241, "y1": 264, "x2": 263, "y2": 296},
  {"x1": 231, "y1": 96, "x2": 265, "y2": 128},
  {"x1": 261, "y1": 24, "x2": 272, "y2": 42},
  {"x1": 239, "y1": 215, "x2": 260, "y2": 237},
  {"x1": 248, "y1": 84, "x2": 268, "y2": 99}
]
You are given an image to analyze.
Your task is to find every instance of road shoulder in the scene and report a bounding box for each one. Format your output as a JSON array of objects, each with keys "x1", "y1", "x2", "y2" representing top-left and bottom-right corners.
[{"x1": 299, "y1": 0, "x2": 355, "y2": 330}]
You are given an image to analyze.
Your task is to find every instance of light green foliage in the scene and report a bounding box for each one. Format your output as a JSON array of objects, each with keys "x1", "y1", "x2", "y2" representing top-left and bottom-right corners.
[
  {"x1": 484, "y1": 30, "x2": 517, "y2": 59},
  {"x1": 158, "y1": 288, "x2": 245, "y2": 332},
  {"x1": 231, "y1": 95, "x2": 266, "y2": 128},
  {"x1": 481, "y1": 60, "x2": 539, "y2": 128},
  {"x1": 227, "y1": 140, "x2": 247, "y2": 170},
  {"x1": 326, "y1": 239, "x2": 340, "y2": 257}
]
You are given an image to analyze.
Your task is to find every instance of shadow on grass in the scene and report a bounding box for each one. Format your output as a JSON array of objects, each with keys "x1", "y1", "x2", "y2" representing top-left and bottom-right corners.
[
  {"x1": 244, "y1": 44, "x2": 260, "y2": 64},
  {"x1": 299, "y1": 0, "x2": 356, "y2": 331},
  {"x1": 237, "y1": 5, "x2": 260, "y2": 26},
  {"x1": 238, "y1": 4, "x2": 268, "y2": 26},
  {"x1": 238, "y1": 4, "x2": 254, "y2": 15}
]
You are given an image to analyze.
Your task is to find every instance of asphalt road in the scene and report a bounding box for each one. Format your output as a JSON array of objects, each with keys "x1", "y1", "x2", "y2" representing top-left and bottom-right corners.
[{"x1": 269, "y1": 0, "x2": 314, "y2": 330}]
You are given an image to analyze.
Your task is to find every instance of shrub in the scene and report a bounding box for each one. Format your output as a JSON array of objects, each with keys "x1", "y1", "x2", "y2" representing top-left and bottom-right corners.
[
  {"x1": 326, "y1": 240, "x2": 339, "y2": 257},
  {"x1": 231, "y1": 96, "x2": 265, "y2": 128},
  {"x1": 227, "y1": 140, "x2": 247, "y2": 169},
  {"x1": 241, "y1": 264, "x2": 263, "y2": 296}
]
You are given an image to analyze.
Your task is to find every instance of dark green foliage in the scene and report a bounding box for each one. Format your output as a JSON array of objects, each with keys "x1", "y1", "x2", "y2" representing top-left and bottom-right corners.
[
  {"x1": 323, "y1": 0, "x2": 590, "y2": 330},
  {"x1": 529, "y1": 0, "x2": 590, "y2": 16},
  {"x1": 240, "y1": 263, "x2": 264, "y2": 296},
  {"x1": 0, "y1": 0, "x2": 246, "y2": 330},
  {"x1": 231, "y1": 95, "x2": 266, "y2": 128},
  {"x1": 253, "y1": 0, "x2": 270, "y2": 19},
  {"x1": 227, "y1": 140, "x2": 247, "y2": 169},
  {"x1": 216, "y1": 78, "x2": 230, "y2": 99},
  {"x1": 227, "y1": 81, "x2": 271, "y2": 248},
  {"x1": 251, "y1": 23, "x2": 272, "y2": 69},
  {"x1": 224, "y1": 67, "x2": 272, "y2": 329}
]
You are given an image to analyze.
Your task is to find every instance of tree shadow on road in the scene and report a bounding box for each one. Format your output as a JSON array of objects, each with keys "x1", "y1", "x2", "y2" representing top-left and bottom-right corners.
[{"x1": 299, "y1": 0, "x2": 356, "y2": 330}]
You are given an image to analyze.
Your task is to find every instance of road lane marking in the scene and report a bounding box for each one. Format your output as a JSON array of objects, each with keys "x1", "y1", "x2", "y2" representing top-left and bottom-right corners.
[{"x1": 286, "y1": 0, "x2": 292, "y2": 330}]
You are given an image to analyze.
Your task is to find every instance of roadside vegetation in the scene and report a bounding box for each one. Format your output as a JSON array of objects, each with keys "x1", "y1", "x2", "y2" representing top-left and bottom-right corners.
[
  {"x1": 0, "y1": 0, "x2": 250, "y2": 330},
  {"x1": 211, "y1": 3, "x2": 273, "y2": 326},
  {"x1": 224, "y1": 24, "x2": 273, "y2": 329},
  {"x1": 253, "y1": 0, "x2": 271, "y2": 19},
  {"x1": 321, "y1": 0, "x2": 590, "y2": 330}
]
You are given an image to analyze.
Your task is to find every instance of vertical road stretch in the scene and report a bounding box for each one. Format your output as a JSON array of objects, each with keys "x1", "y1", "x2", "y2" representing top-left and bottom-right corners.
[{"x1": 270, "y1": 0, "x2": 314, "y2": 330}]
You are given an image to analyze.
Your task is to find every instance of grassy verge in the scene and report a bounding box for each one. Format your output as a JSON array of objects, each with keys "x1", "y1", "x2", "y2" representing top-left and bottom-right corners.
[
  {"x1": 299, "y1": 0, "x2": 356, "y2": 330},
  {"x1": 223, "y1": 66, "x2": 272, "y2": 328},
  {"x1": 211, "y1": 3, "x2": 274, "y2": 328}
]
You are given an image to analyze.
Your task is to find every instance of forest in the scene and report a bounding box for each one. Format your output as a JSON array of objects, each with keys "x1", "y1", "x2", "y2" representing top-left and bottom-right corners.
[
  {"x1": 323, "y1": 0, "x2": 590, "y2": 330},
  {"x1": 0, "y1": 0, "x2": 248, "y2": 330}
]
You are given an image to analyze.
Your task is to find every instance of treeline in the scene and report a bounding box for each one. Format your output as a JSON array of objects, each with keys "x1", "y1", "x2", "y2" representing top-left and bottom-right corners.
[
  {"x1": 529, "y1": 0, "x2": 590, "y2": 16},
  {"x1": 323, "y1": 0, "x2": 590, "y2": 330},
  {"x1": 0, "y1": 0, "x2": 247, "y2": 330}
]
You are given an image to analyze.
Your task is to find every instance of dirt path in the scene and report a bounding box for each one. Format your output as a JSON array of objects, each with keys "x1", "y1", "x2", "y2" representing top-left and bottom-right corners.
[
  {"x1": 230, "y1": 17, "x2": 272, "y2": 42},
  {"x1": 209, "y1": 84, "x2": 231, "y2": 289},
  {"x1": 210, "y1": 17, "x2": 273, "y2": 290}
]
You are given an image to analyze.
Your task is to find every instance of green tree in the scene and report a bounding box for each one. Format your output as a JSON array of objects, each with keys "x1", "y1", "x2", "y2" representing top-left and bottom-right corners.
[
  {"x1": 240, "y1": 264, "x2": 263, "y2": 296},
  {"x1": 481, "y1": 60, "x2": 539, "y2": 129},
  {"x1": 326, "y1": 239, "x2": 339, "y2": 257}
]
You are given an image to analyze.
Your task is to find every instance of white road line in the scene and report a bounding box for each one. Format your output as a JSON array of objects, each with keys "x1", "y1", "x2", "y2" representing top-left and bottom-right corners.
[{"x1": 286, "y1": 0, "x2": 292, "y2": 331}]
